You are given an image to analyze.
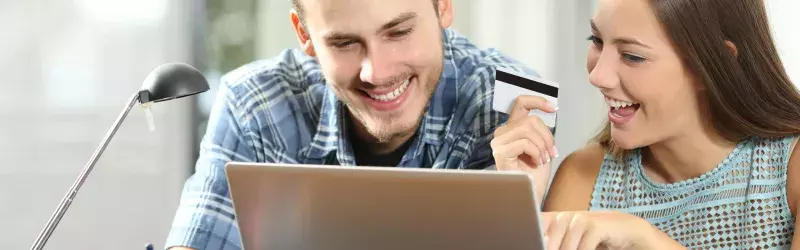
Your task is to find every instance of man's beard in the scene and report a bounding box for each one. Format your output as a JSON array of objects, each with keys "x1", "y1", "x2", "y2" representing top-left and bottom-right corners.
[
  {"x1": 342, "y1": 31, "x2": 445, "y2": 144},
  {"x1": 344, "y1": 68, "x2": 442, "y2": 144}
]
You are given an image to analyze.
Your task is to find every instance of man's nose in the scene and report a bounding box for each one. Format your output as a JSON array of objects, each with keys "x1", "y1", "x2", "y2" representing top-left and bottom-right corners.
[{"x1": 360, "y1": 46, "x2": 400, "y2": 85}]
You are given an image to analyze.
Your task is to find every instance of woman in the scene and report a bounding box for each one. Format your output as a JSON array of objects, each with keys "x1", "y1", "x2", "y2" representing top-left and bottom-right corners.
[{"x1": 491, "y1": 0, "x2": 800, "y2": 248}]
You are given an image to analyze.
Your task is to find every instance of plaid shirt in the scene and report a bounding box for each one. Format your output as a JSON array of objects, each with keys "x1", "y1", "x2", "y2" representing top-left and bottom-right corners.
[{"x1": 165, "y1": 28, "x2": 537, "y2": 250}]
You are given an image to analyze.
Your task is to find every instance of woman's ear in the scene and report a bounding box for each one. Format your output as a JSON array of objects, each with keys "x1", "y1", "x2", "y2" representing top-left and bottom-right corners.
[
  {"x1": 725, "y1": 40, "x2": 738, "y2": 58},
  {"x1": 290, "y1": 10, "x2": 316, "y2": 57}
]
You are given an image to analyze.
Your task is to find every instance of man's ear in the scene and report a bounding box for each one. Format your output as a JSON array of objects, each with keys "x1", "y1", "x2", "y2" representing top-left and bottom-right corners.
[
  {"x1": 725, "y1": 40, "x2": 738, "y2": 58},
  {"x1": 436, "y1": 0, "x2": 454, "y2": 29},
  {"x1": 290, "y1": 9, "x2": 316, "y2": 57}
]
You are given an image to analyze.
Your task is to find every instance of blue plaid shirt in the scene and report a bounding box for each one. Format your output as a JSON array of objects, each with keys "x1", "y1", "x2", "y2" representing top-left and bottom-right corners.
[{"x1": 165, "y1": 28, "x2": 537, "y2": 250}]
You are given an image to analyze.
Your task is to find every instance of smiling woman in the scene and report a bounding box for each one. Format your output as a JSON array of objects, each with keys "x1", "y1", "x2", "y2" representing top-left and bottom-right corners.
[{"x1": 538, "y1": 0, "x2": 800, "y2": 249}]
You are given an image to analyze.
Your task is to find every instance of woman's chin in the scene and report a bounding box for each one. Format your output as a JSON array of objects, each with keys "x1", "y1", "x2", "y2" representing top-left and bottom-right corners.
[{"x1": 610, "y1": 134, "x2": 642, "y2": 150}]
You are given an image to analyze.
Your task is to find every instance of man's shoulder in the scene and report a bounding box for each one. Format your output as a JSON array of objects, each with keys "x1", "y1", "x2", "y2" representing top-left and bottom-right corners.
[
  {"x1": 216, "y1": 49, "x2": 327, "y2": 135},
  {"x1": 209, "y1": 49, "x2": 328, "y2": 159},
  {"x1": 443, "y1": 29, "x2": 539, "y2": 114},
  {"x1": 445, "y1": 29, "x2": 538, "y2": 79},
  {"x1": 221, "y1": 48, "x2": 326, "y2": 105},
  {"x1": 426, "y1": 29, "x2": 540, "y2": 154}
]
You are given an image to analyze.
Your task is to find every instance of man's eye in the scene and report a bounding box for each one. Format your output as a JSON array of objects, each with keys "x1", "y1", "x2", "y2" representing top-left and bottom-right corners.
[
  {"x1": 388, "y1": 29, "x2": 412, "y2": 39},
  {"x1": 332, "y1": 41, "x2": 356, "y2": 49}
]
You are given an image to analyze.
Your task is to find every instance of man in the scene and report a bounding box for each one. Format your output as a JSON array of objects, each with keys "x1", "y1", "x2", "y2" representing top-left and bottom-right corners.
[{"x1": 165, "y1": 0, "x2": 537, "y2": 249}]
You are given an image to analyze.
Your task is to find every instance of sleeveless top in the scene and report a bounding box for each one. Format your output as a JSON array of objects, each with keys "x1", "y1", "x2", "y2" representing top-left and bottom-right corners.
[{"x1": 589, "y1": 136, "x2": 798, "y2": 249}]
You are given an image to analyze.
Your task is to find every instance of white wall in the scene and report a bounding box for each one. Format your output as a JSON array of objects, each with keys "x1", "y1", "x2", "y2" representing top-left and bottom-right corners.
[
  {"x1": 766, "y1": 0, "x2": 800, "y2": 86},
  {"x1": 0, "y1": 0, "x2": 195, "y2": 249},
  {"x1": 449, "y1": 0, "x2": 606, "y2": 169}
]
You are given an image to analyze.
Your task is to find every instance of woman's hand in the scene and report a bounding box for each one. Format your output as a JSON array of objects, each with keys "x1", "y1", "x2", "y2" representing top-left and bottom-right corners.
[
  {"x1": 490, "y1": 95, "x2": 557, "y2": 204},
  {"x1": 541, "y1": 211, "x2": 686, "y2": 250}
]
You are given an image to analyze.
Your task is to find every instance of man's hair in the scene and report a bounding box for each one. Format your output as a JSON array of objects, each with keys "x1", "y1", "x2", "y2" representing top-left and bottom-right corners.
[{"x1": 291, "y1": 0, "x2": 440, "y2": 30}]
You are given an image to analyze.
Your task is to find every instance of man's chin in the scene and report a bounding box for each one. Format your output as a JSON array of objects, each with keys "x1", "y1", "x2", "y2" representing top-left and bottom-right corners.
[{"x1": 364, "y1": 122, "x2": 417, "y2": 143}]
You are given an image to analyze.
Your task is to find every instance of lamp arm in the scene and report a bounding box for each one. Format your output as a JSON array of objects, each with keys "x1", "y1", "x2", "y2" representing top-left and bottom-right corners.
[{"x1": 30, "y1": 92, "x2": 141, "y2": 250}]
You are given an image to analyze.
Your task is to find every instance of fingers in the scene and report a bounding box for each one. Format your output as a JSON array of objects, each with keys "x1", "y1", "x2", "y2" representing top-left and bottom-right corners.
[
  {"x1": 560, "y1": 213, "x2": 588, "y2": 250},
  {"x1": 491, "y1": 138, "x2": 543, "y2": 168},
  {"x1": 491, "y1": 95, "x2": 559, "y2": 169},
  {"x1": 545, "y1": 212, "x2": 570, "y2": 250},
  {"x1": 524, "y1": 116, "x2": 557, "y2": 158},
  {"x1": 576, "y1": 228, "x2": 604, "y2": 250},
  {"x1": 493, "y1": 115, "x2": 556, "y2": 162},
  {"x1": 541, "y1": 212, "x2": 603, "y2": 250},
  {"x1": 508, "y1": 95, "x2": 557, "y2": 122},
  {"x1": 493, "y1": 124, "x2": 547, "y2": 164}
]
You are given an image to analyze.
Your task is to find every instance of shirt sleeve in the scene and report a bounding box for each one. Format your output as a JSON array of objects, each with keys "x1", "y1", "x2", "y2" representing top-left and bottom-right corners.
[
  {"x1": 460, "y1": 50, "x2": 539, "y2": 170},
  {"x1": 164, "y1": 80, "x2": 256, "y2": 250},
  {"x1": 460, "y1": 67, "x2": 506, "y2": 170}
]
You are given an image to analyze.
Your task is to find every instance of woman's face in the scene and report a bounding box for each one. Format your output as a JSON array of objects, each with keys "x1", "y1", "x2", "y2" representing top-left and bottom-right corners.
[{"x1": 587, "y1": 0, "x2": 703, "y2": 149}]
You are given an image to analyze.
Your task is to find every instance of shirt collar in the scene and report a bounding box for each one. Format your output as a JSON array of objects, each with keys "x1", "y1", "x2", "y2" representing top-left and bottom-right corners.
[{"x1": 306, "y1": 29, "x2": 460, "y2": 162}]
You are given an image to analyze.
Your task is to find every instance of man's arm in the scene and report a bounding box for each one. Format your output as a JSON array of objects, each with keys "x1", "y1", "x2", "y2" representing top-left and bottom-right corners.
[{"x1": 164, "y1": 80, "x2": 258, "y2": 250}]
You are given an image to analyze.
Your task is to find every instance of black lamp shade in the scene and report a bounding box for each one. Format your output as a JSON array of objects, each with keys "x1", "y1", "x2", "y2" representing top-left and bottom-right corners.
[{"x1": 138, "y1": 63, "x2": 210, "y2": 103}]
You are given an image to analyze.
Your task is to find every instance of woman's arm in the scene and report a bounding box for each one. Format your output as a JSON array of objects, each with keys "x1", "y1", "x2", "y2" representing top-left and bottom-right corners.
[{"x1": 787, "y1": 138, "x2": 799, "y2": 249}]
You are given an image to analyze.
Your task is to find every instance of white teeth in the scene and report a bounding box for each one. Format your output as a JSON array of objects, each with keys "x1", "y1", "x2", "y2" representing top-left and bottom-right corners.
[
  {"x1": 605, "y1": 97, "x2": 638, "y2": 109},
  {"x1": 368, "y1": 78, "x2": 410, "y2": 101}
]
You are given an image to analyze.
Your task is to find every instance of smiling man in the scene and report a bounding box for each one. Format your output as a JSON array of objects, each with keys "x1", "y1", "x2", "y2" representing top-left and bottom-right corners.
[{"x1": 165, "y1": 0, "x2": 537, "y2": 249}]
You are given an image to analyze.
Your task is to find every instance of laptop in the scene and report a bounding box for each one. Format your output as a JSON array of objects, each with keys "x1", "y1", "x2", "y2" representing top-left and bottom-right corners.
[{"x1": 225, "y1": 162, "x2": 546, "y2": 250}]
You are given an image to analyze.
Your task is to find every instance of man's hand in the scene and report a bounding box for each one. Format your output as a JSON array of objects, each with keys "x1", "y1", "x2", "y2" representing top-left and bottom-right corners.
[{"x1": 490, "y1": 95, "x2": 558, "y2": 204}]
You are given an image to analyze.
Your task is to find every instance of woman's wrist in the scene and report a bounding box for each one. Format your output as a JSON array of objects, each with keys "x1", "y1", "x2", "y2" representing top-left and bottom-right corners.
[{"x1": 638, "y1": 219, "x2": 686, "y2": 250}]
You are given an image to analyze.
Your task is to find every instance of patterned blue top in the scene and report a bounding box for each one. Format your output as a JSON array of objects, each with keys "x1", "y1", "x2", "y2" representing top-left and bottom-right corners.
[
  {"x1": 165, "y1": 28, "x2": 537, "y2": 250},
  {"x1": 590, "y1": 136, "x2": 799, "y2": 249}
]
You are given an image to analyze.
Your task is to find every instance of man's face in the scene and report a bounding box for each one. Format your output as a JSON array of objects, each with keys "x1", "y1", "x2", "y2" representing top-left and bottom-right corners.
[{"x1": 299, "y1": 0, "x2": 452, "y2": 143}]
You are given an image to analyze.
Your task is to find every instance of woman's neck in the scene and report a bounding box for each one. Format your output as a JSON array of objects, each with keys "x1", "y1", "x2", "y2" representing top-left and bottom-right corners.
[{"x1": 642, "y1": 126, "x2": 739, "y2": 184}]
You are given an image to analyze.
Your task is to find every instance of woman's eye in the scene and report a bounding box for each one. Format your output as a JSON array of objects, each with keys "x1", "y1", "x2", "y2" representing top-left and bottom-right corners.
[
  {"x1": 587, "y1": 35, "x2": 604, "y2": 47},
  {"x1": 622, "y1": 53, "x2": 646, "y2": 63}
]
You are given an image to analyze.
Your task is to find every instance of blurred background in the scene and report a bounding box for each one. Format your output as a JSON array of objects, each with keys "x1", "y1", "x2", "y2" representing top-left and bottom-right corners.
[{"x1": 0, "y1": 0, "x2": 797, "y2": 249}]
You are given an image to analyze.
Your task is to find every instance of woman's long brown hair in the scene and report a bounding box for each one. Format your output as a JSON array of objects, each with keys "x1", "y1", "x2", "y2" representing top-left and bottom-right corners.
[{"x1": 594, "y1": 0, "x2": 800, "y2": 158}]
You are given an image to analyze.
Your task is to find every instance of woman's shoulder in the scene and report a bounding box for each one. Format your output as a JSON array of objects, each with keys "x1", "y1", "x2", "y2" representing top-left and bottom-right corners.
[
  {"x1": 784, "y1": 135, "x2": 800, "y2": 217},
  {"x1": 542, "y1": 143, "x2": 607, "y2": 212}
]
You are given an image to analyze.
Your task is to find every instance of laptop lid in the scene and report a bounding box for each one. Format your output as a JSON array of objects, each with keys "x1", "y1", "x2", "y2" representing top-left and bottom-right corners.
[{"x1": 225, "y1": 162, "x2": 545, "y2": 250}]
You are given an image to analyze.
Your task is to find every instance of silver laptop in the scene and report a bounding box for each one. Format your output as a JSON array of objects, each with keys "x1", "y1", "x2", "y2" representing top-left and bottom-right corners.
[{"x1": 225, "y1": 162, "x2": 546, "y2": 250}]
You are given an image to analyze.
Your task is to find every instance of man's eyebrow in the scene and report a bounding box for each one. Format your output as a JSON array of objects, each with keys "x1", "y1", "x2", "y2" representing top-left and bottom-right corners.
[
  {"x1": 323, "y1": 31, "x2": 360, "y2": 41},
  {"x1": 377, "y1": 12, "x2": 417, "y2": 34},
  {"x1": 321, "y1": 12, "x2": 418, "y2": 42}
]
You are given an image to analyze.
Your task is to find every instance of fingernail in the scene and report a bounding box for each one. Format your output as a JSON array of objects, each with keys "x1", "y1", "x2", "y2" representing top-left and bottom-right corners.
[
  {"x1": 553, "y1": 147, "x2": 560, "y2": 158},
  {"x1": 553, "y1": 106, "x2": 560, "y2": 111},
  {"x1": 546, "y1": 154, "x2": 551, "y2": 163}
]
